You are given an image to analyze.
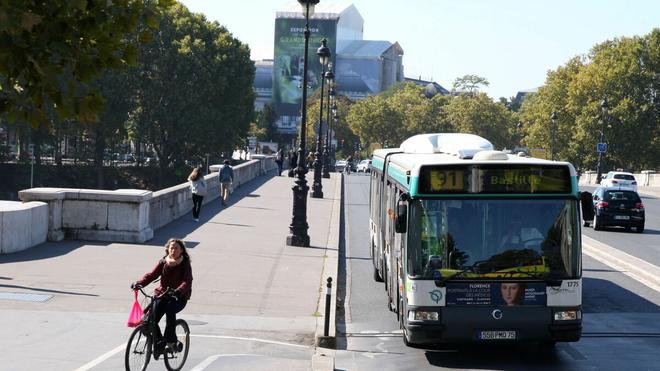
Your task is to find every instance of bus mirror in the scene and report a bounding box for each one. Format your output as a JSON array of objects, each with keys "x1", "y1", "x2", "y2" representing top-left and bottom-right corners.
[{"x1": 395, "y1": 201, "x2": 407, "y2": 233}]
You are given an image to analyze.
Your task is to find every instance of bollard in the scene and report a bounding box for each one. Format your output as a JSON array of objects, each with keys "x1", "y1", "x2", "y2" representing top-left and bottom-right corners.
[{"x1": 324, "y1": 277, "x2": 332, "y2": 337}]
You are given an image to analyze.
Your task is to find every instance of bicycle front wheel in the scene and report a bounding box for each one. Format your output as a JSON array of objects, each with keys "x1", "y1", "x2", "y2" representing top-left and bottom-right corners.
[
  {"x1": 125, "y1": 324, "x2": 152, "y2": 371},
  {"x1": 164, "y1": 319, "x2": 190, "y2": 371}
]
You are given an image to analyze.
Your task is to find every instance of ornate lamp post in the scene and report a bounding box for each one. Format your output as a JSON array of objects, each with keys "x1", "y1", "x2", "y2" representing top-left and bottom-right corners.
[
  {"x1": 550, "y1": 111, "x2": 557, "y2": 161},
  {"x1": 331, "y1": 103, "x2": 338, "y2": 164},
  {"x1": 322, "y1": 67, "x2": 335, "y2": 178},
  {"x1": 312, "y1": 39, "x2": 330, "y2": 198},
  {"x1": 287, "y1": 0, "x2": 319, "y2": 247},
  {"x1": 595, "y1": 98, "x2": 609, "y2": 184}
]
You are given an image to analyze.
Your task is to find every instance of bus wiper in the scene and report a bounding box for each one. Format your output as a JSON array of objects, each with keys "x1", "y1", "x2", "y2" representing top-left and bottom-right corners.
[
  {"x1": 434, "y1": 260, "x2": 494, "y2": 287},
  {"x1": 499, "y1": 268, "x2": 563, "y2": 287}
]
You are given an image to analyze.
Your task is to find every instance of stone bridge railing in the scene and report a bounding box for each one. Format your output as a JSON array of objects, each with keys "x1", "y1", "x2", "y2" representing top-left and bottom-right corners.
[{"x1": 12, "y1": 156, "x2": 276, "y2": 251}]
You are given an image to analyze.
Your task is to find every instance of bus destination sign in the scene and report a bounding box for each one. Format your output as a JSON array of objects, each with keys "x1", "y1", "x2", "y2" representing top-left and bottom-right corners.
[{"x1": 419, "y1": 165, "x2": 571, "y2": 194}]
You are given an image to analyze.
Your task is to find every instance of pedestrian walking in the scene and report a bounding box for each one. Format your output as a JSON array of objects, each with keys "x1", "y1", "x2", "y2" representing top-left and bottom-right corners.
[
  {"x1": 275, "y1": 148, "x2": 284, "y2": 176},
  {"x1": 188, "y1": 167, "x2": 207, "y2": 221},
  {"x1": 306, "y1": 152, "x2": 314, "y2": 169},
  {"x1": 288, "y1": 150, "x2": 298, "y2": 177},
  {"x1": 345, "y1": 155, "x2": 353, "y2": 174},
  {"x1": 218, "y1": 159, "x2": 234, "y2": 206}
]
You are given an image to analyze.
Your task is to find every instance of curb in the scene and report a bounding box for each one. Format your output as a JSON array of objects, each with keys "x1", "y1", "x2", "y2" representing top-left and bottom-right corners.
[{"x1": 312, "y1": 173, "x2": 342, "y2": 371}]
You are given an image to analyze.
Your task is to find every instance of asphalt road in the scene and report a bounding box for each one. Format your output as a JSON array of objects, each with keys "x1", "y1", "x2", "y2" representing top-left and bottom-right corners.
[
  {"x1": 335, "y1": 173, "x2": 660, "y2": 371},
  {"x1": 580, "y1": 185, "x2": 660, "y2": 267}
]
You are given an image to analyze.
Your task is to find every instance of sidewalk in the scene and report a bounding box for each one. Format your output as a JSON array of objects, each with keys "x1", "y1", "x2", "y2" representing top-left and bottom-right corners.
[{"x1": 0, "y1": 170, "x2": 340, "y2": 370}]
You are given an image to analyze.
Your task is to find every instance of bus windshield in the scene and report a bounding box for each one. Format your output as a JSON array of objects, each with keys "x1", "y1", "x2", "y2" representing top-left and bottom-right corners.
[{"x1": 407, "y1": 198, "x2": 580, "y2": 279}]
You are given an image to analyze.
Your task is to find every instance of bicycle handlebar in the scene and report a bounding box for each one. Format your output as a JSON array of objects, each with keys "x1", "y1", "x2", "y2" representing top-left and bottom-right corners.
[{"x1": 132, "y1": 283, "x2": 178, "y2": 300}]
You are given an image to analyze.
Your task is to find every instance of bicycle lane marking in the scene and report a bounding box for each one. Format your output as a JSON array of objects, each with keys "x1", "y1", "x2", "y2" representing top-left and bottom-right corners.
[
  {"x1": 73, "y1": 334, "x2": 309, "y2": 370},
  {"x1": 190, "y1": 354, "x2": 263, "y2": 371},
  {"x1": 582, "y1": 235, "x2": 660, "y2": 294},
  {"x1": 191, "y1": 334, "x2": 310, "y2": 349},
  {"x1": 73, "y1": 343, "x2": 125, "y2": 371}
]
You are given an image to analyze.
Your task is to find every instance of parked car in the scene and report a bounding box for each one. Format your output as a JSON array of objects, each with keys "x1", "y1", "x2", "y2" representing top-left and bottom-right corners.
[
  {"x1": 591, "y1": 186, "x2": 645, "y2": 233},
  {"x1": 356, "y1": 159, "x2": 372, "y2": 172},
  {"x1": 600, "y1": 171, "x2": 638, "y2": 192},
  {"x1": 334, "y1": 160, "x2": 347, "y2": 173}
]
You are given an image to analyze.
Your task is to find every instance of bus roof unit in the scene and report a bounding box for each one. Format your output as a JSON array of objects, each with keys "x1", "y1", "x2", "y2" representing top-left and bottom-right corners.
[{"x1": 400, "y1": 133, "x2": 493, "y2": 159}]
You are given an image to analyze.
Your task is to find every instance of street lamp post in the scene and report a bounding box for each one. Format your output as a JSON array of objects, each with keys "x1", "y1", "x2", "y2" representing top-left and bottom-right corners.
[
  {"x1": 331, "y1": 106, "x2": 338, "y2": 163},
  {"x1": 322, "y1": 68, "x2": 334, "y2": 178},
  {"x1": 287, "y1": 0, "x2": 319, "y2": 247},
  {"x1": 595, "y1": 98, "x2": 609, "y2": 184},
  {"x1": 550, "y1": 111, "x2": 557, "y2": 161},
  {"x1": 312, "y1": 38, "x2": 330, "y2": 198}
]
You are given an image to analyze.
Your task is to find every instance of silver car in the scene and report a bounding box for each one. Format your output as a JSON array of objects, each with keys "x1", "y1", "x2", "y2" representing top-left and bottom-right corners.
[
  {"x1": 334, "y1": 160, "x2": 347, "y2": 172},
  {"x1": 600, "y1": 171, "x2": 638, "y2": 192},
  {"x1": 356, "y1": 159, "x2": 371, "y2": 172}
]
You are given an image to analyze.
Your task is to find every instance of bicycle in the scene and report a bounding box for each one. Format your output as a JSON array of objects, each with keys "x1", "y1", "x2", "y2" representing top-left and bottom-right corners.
[{"x1": 125, "y1": 285, "x2": 190, "y2": 371}]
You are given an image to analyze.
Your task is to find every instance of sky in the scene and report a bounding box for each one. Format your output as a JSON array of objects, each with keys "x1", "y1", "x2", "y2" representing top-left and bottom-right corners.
[{"x1": 179, "y1": 0, "x2": 659, "y2": 99}]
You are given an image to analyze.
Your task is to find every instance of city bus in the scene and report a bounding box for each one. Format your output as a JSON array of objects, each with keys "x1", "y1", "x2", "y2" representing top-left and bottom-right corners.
[{"x1": 369, "y1": 133, "x2": 582, "y2": 347}]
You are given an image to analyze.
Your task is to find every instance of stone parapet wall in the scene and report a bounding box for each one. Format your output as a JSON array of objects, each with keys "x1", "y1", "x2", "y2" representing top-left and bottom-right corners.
[
  {"x1": 0, "y1": 201, "x2": 48, "y2": 254},
  {"x1": 15, "y1": 156, "x2": 276, "y2": 247},
  {"x1": 578, "y1": 171, "x2": 659, "y2": 187},
  {"x1": 19, "y1": 188, "x2": 153, "y2": 243}
]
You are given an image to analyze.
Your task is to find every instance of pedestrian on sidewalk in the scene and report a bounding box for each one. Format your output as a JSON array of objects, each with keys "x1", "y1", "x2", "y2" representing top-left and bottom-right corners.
[
  {"x1": 188, "y1": 167, "x2": 207, "y2": 222},
  {"x1": 288, "y1": 150, "x2": 298, "y2": 177},
  {"x1": 130, "y1": 238, "x2": 193, "y2": 358},
  {"x1": 275, "y1": 148, "x2": 284, "y2": 176},
  {"x1": 306, "y1": 152, "x2": 314, "y2": 169},
  {"x1": 218, "y1": 159, "x2": 234, "y2": 206}
]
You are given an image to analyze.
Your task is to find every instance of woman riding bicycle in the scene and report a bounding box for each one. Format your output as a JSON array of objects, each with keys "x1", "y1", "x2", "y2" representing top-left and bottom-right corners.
[{"x1": 131, "y1": 238, "x2": 193, "y2": 355}]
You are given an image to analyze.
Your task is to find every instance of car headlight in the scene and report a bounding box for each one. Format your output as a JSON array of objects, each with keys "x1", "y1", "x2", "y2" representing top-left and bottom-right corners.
[
  {"x1": 409, "y1": 311, "x2": 439, "y2": 321},
  {"x1": 553, "y1": 310, "x2": 581, "y2": 321}
]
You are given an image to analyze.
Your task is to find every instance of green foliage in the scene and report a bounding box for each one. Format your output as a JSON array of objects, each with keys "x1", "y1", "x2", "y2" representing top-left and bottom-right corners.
[
  {"x1": 0, "y1": 0, "x2": 174, "y2": 126},
  {"x1": 255, "y1": 102, "x2": 280, "y2": 143},
  {"x1": 129, "y1": 3, "x2": 254, "y2": 176},
  {"x1": 347, "y1": 83, "x2": 509, "y2": 150},
  {"x1": 520, "y1": 29, "x2": 659, "y2": 171},
  {"x1": 452, "y1": 74, "x2": 490, "y2": 94},
  {"x1": 444, "y1": 92, "x2": 515, "y2": 149}
]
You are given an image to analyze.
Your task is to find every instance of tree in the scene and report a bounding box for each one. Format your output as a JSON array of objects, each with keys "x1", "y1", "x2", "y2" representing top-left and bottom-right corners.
[
  {"x1": 347, "y1": 95, "x2": 403, "y2": 149},
  {"x1": 132, "y1": 4, "x2": 254, "y2": 185},
  {"x1": 444, "y1": 92, "x2": 514, "y2": 149},
  {"x1": 520, "y1": 29, "x2": 659, "y2": 171},
  {"x1": 452, "y1": 74, "x2": 490, "y2": 94},
  {"x1": 0, "y1": 0, "x2": 174, "y2": 126},
  {"x1": 255, "y1": 103, "x2": 280, "y2": 143}
]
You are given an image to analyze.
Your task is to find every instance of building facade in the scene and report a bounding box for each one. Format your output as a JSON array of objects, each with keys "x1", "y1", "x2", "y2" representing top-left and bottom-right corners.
[{"x1": 256, "y1": 2, "x2": 405, "y2": 134}]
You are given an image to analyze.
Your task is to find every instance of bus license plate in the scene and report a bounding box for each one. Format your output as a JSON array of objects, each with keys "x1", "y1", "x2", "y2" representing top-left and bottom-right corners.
[
  {"x1": 478, "y1": 331, "x2": 517, "y2": 340},
  {"x1": 614, "y1": 215, "x2": 629, "y2": 220}
]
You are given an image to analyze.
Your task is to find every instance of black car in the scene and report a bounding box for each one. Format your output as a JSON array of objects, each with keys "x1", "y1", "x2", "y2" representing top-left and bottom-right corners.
[{"x1": 591, "y1": 187, "x2": 645, "y2": 233}]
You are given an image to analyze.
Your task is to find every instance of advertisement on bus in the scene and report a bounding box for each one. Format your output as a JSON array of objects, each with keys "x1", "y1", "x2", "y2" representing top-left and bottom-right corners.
[{"x1": 445, "y1": 282, "x2": 546, "y2": 306}]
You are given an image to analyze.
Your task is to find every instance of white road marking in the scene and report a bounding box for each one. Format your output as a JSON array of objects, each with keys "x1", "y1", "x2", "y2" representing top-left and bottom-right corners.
[
  {"x1": 190, "y1": 354, "x2": 262, "y2": 371},
  {"x1": 582, "y1": 235, "x2": 660, "y2": 293},
  {"x1": 191, "y1": 334, "x2": 310, "y2": 349},
  {"x1": 74, "y1": 343, "x2": 125, "y2": 371}
]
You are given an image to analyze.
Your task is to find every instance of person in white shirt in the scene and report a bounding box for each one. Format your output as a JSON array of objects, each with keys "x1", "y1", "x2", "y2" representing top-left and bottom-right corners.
[{"x1": 188, "y1": 167, "x2": 207, "y2": 221}]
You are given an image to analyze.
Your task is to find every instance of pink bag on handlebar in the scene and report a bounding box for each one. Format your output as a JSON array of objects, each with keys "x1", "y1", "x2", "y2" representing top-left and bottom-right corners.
[{"x1": 127, "y1": 290, "x2": 143, "y2": 327}]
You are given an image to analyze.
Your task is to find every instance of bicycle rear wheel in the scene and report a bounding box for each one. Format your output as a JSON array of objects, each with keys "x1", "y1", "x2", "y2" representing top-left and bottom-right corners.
[
  {"x1": 163, "y1": 319, "x2": 190, "y2": 371},
  {"x1": 125, "y1": 324, "x2": 152, "y2": 371}
]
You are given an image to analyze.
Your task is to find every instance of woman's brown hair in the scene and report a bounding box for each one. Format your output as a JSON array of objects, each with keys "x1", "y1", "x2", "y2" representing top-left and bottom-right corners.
[
  {"x1": 164, "y1": 238, "x2": 191, "y2": 262},
  {"x1": 188, "y1": 168, "x2": 200, "y2": 181}
]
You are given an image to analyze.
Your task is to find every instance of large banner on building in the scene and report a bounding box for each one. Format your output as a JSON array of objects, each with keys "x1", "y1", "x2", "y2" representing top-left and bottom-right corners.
[{"x1": 273, "y1": 17, "x2": 337, "y2": 133}]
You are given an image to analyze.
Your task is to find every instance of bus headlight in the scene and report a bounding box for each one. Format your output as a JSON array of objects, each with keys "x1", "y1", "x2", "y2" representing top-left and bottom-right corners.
[
  {"x1": 409, "y1": 311, "x2": 439, "y2": 321},
  {"x1": 553, "y1": 310, "x2": 581, "y2": 321}
]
